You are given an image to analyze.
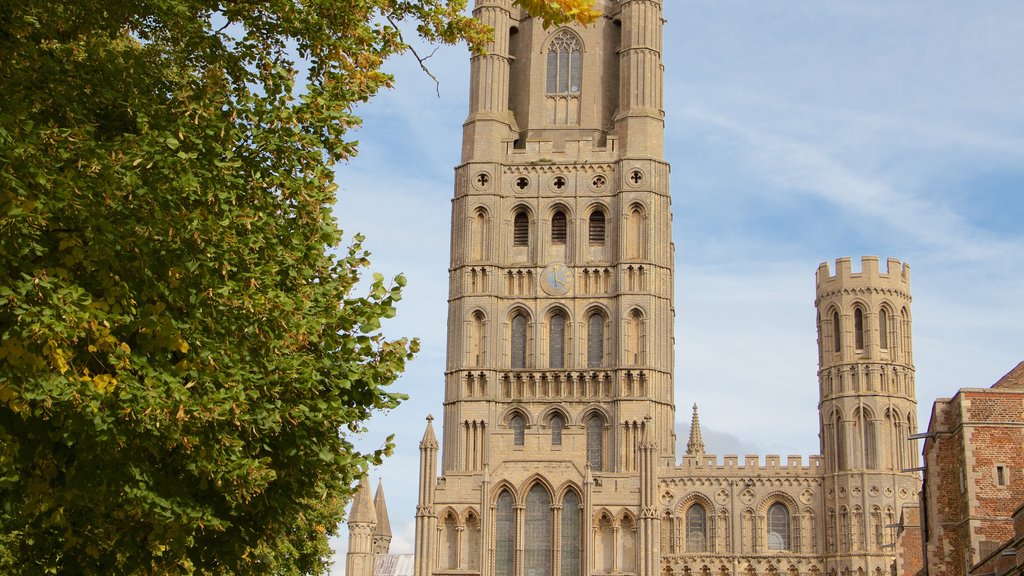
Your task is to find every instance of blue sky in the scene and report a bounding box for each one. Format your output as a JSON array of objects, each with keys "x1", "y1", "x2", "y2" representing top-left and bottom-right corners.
[{"x1": 328, "y1": 1, "x2": 1024, "y2": 571}]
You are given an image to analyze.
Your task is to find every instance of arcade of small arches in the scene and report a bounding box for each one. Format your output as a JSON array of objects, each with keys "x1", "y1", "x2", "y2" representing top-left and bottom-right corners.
[
  {"x1": 821, "y1": 406, "x2": 917, "y2": 473},
  {"x1": 505, "y1": 408, "x2": 608, "y2": 471},
  {"x1": 660, "y1": 497, "x2": 803, "y2": 557},
  {"x1": 467, "y1": 202, "x2": 649, "y2": 264},
  {"x1": 821, "y1": 303, "x2": 910, "y2": 358},
  {"x1": 464, "y1": 305, "x2": 647, "y2": 370}
]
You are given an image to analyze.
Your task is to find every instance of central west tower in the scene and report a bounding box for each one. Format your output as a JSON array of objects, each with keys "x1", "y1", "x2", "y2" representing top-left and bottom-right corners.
[{"x1": 414, "y1": 1, "x2": 674, "y2": 576}]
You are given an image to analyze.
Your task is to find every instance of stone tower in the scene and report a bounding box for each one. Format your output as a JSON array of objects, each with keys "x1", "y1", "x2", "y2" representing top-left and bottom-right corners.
[
  {"x1": 415, "y1": 0, "x2": 673, "y2": 575},
  {"x1": 814, "y1": 257, "x2": 920, "y2": 576}
]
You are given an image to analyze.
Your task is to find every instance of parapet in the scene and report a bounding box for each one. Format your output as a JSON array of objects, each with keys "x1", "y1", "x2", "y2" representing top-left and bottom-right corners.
[
  {"x1": 673, "y1": 454, "x2": 824, "y2": 476},
  {"x1": 816, "y1": 256, "x2": 910, "y2": 293}
]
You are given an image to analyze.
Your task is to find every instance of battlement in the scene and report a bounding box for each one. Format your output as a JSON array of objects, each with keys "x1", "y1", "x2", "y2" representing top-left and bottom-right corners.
[
  {"x1": 672, "y1": 453, "x2": 824, "y2": 476},
  {"x1": 816, "y1": 256, "x2": 910, "y2": 292}
]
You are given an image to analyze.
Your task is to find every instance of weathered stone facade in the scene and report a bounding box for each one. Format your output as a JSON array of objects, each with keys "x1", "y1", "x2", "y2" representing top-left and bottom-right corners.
[{"x1": 347, "y1": 2, "x2": 925, "y2": 576}]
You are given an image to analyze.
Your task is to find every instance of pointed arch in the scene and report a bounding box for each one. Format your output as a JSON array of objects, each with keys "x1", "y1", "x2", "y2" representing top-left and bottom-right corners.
[
  {"x1": 440, "y1": 508, "x2": 460, "y2": 569},
  {"x1": 524, "y1": 483, "x2": 553, "y2": 576},
  {"x1": 831, "y1": 308, "x2": 842, "y2": 353},
  {"x1": 619, "y1": 511, "x2": 638, "y2": 573},
  {"x1": 561, "y1": 488, "x2": 583, "y2": 576},
  {"x1": 495, "y1": 489, "x2": 516, "y2": 576},
  {"x1": 545, "y1": 29, "x2": 583, "y2": 95},
  {"x1": 464, "y1": 508, "x2": 481, "y2": 570}
]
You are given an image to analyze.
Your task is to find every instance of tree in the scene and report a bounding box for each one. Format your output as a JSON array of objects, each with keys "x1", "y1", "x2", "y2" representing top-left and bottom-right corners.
[{"x1": 0, "y1": 0, "x2": 595, "y2": 573}]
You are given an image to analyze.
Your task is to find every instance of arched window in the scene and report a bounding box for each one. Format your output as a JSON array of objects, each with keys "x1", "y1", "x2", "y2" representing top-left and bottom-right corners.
[
  {"x1": 626, "y1": 206, "x2": 644, "y2": 259},
  {"x1": 471, "y1": 208, "x2": 488, "y2": 261},
  {"x1": 551, "y1": 210, "x2": 567, "y2": 244},
  {"x1": 588, "y1": 210, "x2": 605, "y2": 244},
  {"x1": 469, "y1": 311, "x2": 485, "y2": 367},
  {"x1": 686, "y1": 504, "x2": 708, "y2": 552},
  {"x1": 587, "y1": 313, "x2": 604, "y2": 368},
  {"x1": 832, "y1": 310, "x2": 841, "y2": 353},
  {"x1": 441, "y1": 513, "x2": 458, "y2": 569},
  {"x1": 513, "y1": 211, "x2": 529, "y2": 247},
  {"x1": 835, "y1": 411, "x2": 847, "y2": 470},
  {"x1": 561, "y1": 491, "x2": 582, "y2": 576},
  {"x1": 854, "y1": 308, "x2": 865, "y2": 350},
  {"x1": 626, "y1": 308, "x2": 644, "y2": 365},
  {"x1": 495, "y1": 491, "x2": 515, "y2": 576},
  {"x1": 862, "y1": 409, "x2": 878, "y2": 469},
  {"x1": 525, "y1": 485, "x2": 553, "y2": 576},
  {"x1": 546, "y1": 30, "x2": 582, "y2": 95},
  {"x1": 586, "y1": 415, "x2": 604, "y2": 471},
  {"x1": 549, "y1": 312, "x2": 566, "y2": 369},
  {"x1": 767, "y1": 503, "x2": 790, "y2": 551},
  {"x1": 511, "y1": 313, "x2": 527, "y2": 369},
  {"x1": 879, "y1": 309, "x2": 889, "y2": 350},
  {"x1": 550, "y1": 414, "x2": 565, "y2": 446},
  {"x1": 510, "y1": 414, "x2": 525, "y2": 446}
]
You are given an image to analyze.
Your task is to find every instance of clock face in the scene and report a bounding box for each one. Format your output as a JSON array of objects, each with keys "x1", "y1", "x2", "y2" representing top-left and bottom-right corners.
[{"x1": 540, "y1": 264, "x2": 573, "y2": 296}]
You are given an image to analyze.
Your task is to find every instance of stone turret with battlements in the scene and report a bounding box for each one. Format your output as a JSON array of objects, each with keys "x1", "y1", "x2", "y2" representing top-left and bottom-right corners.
[{"x1": 815, "y1": 257, "x2": 920, "y2": 576}]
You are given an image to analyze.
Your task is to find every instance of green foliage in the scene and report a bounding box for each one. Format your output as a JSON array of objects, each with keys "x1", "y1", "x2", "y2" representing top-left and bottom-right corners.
[{"x1": 0, "y1": 0, "x2": 592, "y2": 573}]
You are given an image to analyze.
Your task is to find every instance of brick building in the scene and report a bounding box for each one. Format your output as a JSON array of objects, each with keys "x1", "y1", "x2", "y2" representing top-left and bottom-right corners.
[{"x1": 894, "y1": 362, "x2": 1024, "y2": 576}]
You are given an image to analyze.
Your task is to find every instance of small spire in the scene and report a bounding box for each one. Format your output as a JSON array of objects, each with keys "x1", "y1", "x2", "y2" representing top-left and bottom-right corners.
[
  {"x1": 584, "y1": 463, "x2": 594, "y2": 485},
  {"x1": 373, "y1": 480, "x2": 392, "y2": 538},
  {"x1": 420, "y1": 414, "x2": 438, "y2": 448},
  {"x1": 348, "y1": 475, "x2": 377, "y2": 525},
  {"x1": 686, "y1": 403, "x2": 705, "y2": 456}
]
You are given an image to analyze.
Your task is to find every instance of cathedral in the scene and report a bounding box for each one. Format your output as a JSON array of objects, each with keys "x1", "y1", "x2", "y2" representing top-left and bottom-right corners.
[{"x1": 346, "y1": 1, "x2": 923, "y2": 576}]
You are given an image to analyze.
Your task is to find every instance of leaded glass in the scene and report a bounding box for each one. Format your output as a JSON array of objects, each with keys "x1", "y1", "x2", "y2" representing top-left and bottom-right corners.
[
  {"x1": 496, "y1": 491, "x2": 515, "y2": 576},
  {"x1": 546, "y1": 31, "x2": 581, "y2": 95},
  {"x1": 767, "y1": 503, "x2": 790, "y2": 551},
  {"x1": 561, "y1": 491, "x2": 581, "y2": 576},
  {"x1": 511, "y1": 414, "x2": 525, "y2": 446},
  {"x1": 549, "y1": 314, "x2": 565, "y2": 369},
  {"x1": 525, "y1": 485, "x2": 552, "y2": 576},
  {"x1": 686, "y1": 504, "x2": 707, "y2": 552}
]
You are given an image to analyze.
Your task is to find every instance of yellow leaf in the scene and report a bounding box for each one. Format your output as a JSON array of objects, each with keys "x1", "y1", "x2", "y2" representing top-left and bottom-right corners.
[{"x1": 119, "y1": 342, "x2": 131, "y2": 354}]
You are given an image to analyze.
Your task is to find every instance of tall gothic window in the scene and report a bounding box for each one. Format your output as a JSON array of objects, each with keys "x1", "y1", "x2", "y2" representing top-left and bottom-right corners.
[
  {"x1": 546, "y1": 30, "x2": 582, "y2": 95},
  {"x1": 550, "y1": 414, "x2": 565, "y2": 446},
  {"x1": 832, "y1": 310, "x2": 841, "y2": 353},
  {"x1": 767, "y1": 503, "x2": 790, "y2": 551},
  {"x1": 511, "y1": 313, "x2": 527, "y2": 369},
  {"x1": 561, "y1": 491, "x2": 582, "y2": 576},
  {"x1": 586, "y1": 414, "x2": 604, "y2": 470},
  {"x1": 495, "y1": 491, "x2": 515, "y2": 576},
  {"x1": 686, "y1": 504, "x2": 708, "y2": 552},
  {"x1": 854, "y1": 308, "x2": 865, "y2": 350},
  {"x1": 587, "y1": 313, "x2": 604, "y2": 368},
  {"x1": 549, "y1": 312, "x2": 566, "y2": 369},
  {"x1": 552, "y1": 210, "x2": 567, "y2": 244},
  {"x1": 525, "y1": 485, "x2": 553, "y2": 576},
  {"x1": 510, "y1": 414, "x2": 525, "y2": 446},
  {"x1": 879, "y1": 308, "x2": 889, "y2": 350}
]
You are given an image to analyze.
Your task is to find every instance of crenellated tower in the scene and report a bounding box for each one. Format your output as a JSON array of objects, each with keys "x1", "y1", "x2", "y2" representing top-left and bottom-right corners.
[{"x1": 815, "y1": 257, "x2": 920, "y2": 575}]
